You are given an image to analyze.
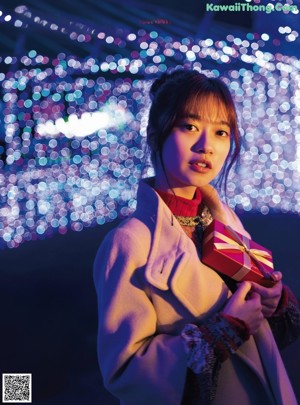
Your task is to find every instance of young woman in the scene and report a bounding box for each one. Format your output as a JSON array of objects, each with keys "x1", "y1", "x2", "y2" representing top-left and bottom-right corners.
[{"x1": 94, "y1": 70, "x2": 300, "y2": 404}]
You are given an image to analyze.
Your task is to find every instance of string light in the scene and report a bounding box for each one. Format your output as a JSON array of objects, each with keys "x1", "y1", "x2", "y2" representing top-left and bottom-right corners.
[{"x1": 0, "y1": 28, "x2": 300, "y2": 248}]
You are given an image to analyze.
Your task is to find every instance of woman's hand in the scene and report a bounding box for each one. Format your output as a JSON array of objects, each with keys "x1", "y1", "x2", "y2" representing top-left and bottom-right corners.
[
  {"x1": 223, "y1": 281, "x2": 264, "y2": 335},
  {"x1": 250, "y1": 271, "x2": 283, "y2": 318}
]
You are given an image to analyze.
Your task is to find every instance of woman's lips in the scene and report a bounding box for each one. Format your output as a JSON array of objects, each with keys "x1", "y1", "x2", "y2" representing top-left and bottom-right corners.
[{"x1": 189, "y1": 159, "x2": 212, "y2": 173}]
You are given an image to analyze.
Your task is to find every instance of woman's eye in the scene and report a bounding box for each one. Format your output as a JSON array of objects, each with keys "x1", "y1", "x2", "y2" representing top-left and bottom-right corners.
[
  {"x1": 216, "y1": 130, "x2": 229, "y2": 137},
  {"x1": 182, "y1": 124, "x2": 197, "y2": 131}
]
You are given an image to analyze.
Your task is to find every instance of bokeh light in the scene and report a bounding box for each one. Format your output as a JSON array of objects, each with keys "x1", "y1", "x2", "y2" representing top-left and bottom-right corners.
[{"x1": 0, "y1": 27, "x2": 300, "y2": 248}]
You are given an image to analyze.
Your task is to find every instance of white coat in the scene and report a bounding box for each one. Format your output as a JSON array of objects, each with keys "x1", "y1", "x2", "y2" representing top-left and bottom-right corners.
[{"x1": 94, "y1": 179, "x2": 297, "y2": 405}]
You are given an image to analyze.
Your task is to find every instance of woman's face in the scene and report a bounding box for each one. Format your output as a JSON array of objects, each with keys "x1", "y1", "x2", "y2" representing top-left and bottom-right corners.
[{"x1": 156, "y1": 97, "x2": 231, "y2": 199}]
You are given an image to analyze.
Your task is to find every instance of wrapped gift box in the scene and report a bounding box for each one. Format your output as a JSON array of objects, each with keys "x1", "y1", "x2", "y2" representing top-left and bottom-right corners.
[{"x1": 202, "y1": 219, "x2": 277, "y2": 287}]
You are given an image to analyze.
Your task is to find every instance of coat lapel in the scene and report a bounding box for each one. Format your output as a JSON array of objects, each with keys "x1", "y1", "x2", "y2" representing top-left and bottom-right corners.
[{"x1": 136, "y1": 181, "x2": 230, "y2": 318}]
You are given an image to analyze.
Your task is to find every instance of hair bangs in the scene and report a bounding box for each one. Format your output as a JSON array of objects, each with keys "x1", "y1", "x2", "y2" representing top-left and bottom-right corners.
[{"x1": 178, "y1": 85, "x2": 236, "y2": 134}]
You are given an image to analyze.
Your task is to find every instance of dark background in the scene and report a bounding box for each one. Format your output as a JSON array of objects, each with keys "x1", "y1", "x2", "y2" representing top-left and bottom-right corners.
[{"x1": 1, "y1": 211, "x2": 300, "y2": 404}]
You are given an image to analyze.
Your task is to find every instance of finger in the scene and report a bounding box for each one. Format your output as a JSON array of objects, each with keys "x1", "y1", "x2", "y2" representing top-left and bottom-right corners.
[
  {"x1": 251, "y1": 280, "x2": 282, "y2": 297},
  {"x1": 271, "y1": 271, "x2": 282, "y2": 282},
  {"x1": 234, "y1": 281, "x2": 252, "y2": 300},
  {"x1": 247, "y1": 291, "x2": 262, "y2": 303},
  {"x1": 250, "y1": 282, "x2": 269, "y2": 296},
  {"x1": 248, "y1": 290, "x2": 260, "y2": 299}
]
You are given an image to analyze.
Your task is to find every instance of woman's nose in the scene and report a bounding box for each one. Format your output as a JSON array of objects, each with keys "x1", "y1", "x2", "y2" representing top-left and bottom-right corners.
[{"x1": 193, "y1": 130, "x2": 214, "y2": 154}]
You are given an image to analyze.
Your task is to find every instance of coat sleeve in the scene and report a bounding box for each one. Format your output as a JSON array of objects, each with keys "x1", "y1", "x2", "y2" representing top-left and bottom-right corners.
[
  {"x1": 93, "y1": 226, "x2": 188, "y2": 405},
  {"x1": 222, "y1": 204, "x2": 300, "y2": 349},
  {"x1": 268, "y1": 285, "x2": 300, "y2": 349}
]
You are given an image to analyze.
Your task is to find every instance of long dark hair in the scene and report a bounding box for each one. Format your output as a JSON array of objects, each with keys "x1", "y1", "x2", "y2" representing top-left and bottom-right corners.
[{"x1": 146, "y1": 69, "x2": 240, "y2": 192}]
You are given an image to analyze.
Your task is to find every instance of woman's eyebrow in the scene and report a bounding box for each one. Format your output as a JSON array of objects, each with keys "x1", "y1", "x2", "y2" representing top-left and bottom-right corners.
[{"x1": 180, "y1": 113, "x2": 230, "y2": 126}]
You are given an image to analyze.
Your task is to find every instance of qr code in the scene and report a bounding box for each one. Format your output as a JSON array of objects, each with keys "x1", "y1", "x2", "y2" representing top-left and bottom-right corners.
[{"x1": 2, "y1": 374, "x2": 32, "y2": 403}]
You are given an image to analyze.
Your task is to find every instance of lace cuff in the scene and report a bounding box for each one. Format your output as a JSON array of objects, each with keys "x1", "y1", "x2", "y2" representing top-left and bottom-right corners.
[
  {"x1": 268, "y1": 285, "x2": 300, "y2": 349},
  {"x1": 181, "y1": 313, "x2": 250, "y2": 374}
]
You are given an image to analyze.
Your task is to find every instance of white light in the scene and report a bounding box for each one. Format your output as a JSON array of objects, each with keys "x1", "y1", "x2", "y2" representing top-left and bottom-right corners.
[
  {"x1": 55, "y1": 117, "x2": 68, "y2": 135},
  {"x1": 223, "y1": 46, "x2": 233, "y2": 55},
  {"x1": 186, "y1": 51, "x2": 196, "y2": 61},
  {"x1": 14, "y1": 20, "x2": 23, "y2": 27},
  {"x1": 45, "y1": 120, "x2": 59, "y2": 136},
  {"x1": 35, "y1": 104, "x2": 133, "y2": 138},
  {"x1": 127, "y1": 33, "x2": 136, "y2": 41},
  {"x1": 285, "y1": 26, "x2": 292, "y2": 34},
  {"x1": 261, "y1": 33, "x2": 269, "y2": 41}
]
